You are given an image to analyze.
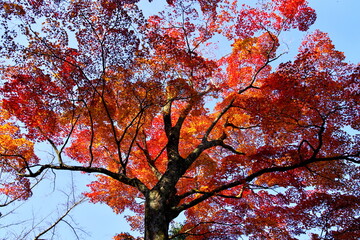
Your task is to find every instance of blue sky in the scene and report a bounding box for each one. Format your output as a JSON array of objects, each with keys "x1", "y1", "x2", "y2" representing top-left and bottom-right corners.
[
  {"x1": 309, "y1": 0, "x2": 360, "y2": 63},
  {"x1": 1, "y1": 0, "x2": 359, "y2": 239}
]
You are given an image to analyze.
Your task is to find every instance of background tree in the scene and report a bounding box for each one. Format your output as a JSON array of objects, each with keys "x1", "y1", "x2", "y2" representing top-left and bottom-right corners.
[{"x1": 0, "y1": 0, "x2": 359, "y2": 239}]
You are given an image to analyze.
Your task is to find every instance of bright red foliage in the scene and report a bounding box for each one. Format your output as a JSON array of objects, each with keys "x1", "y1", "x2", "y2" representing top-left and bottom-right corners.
[{"x1": 0, "y1": 0, "x2": 359, "y2": 239}]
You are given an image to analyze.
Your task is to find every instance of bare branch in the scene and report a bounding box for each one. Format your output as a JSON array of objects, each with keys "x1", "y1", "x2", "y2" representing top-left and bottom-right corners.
[{"x1": 33, "y1": 197, "x2": 85, "y2": 240}]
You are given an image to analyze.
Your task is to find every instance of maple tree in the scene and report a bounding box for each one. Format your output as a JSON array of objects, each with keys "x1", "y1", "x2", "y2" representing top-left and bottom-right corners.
[{"x1": 0, "y1": 0, "x2": 359, "y2": 239}]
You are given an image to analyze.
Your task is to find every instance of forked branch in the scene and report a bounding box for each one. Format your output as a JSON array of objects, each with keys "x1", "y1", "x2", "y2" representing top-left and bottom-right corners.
[{"x1": 174, "y1": 152, "x2": 360, "y2": 214}]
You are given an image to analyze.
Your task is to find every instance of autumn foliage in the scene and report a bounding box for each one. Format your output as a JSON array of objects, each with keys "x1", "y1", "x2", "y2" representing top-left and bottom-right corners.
[{"x1": 0, "y1": 0, "x2": 359, "y2": 239}]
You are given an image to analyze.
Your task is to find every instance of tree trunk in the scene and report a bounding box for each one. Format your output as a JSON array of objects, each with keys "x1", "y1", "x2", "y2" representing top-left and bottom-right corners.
[{"x1": 144, "y1": 189, "x2": 170, "y2": 240}]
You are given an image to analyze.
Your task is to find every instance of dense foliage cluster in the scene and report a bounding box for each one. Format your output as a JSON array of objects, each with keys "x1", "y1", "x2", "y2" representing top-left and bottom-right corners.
[{"x1": 0, "y1": 0, "x2": 359, "y2": 239}]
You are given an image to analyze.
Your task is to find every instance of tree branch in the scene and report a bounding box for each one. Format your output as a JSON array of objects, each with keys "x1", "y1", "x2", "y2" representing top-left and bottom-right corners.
[
  {"x1": 33, "y1": 198, "x2": 85, "y2": 240},
  {"x1": 19, "y1": 163, "x2": 149, "y2": 195},
  {"x1": 174, "y1": 152, "x2": 360, "y2": 213}
]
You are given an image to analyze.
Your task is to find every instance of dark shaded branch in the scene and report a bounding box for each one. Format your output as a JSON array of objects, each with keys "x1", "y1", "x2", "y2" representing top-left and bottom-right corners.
[
  {"x1": 184, "y1": 139, "x2": 244, "y2": 170},
  {"x1": 163, "y1": 99, "x2": 173, "y2": 136},
  {"x1": 19, "y1": 163, "x2": 149, "y2": 195},
  {"x1": 202, "y1": 98, "x2": 235, "y2": 142},
  {"x1": 124, "y1": 112, "x2": 145, "y2": 168},
  {"x1": 224, "y1": 122, "x2": 260, "y2": 130},
  {"x1": 78, "y1": 99, "x2": 96, "y2": 167},
  {"x1": 174, "y1": 152, "x2": 360, "y2": 214},
  {"x1": 217, "y1": 140, "x2": 245, "y2": 155},
  {"x1": 136, "y1": 142, "x2": 162, "y2": 180},
  {"x1": 201, "y1": 30, "x2": 280, "y2": 148},
  {"x1": 60, "y1": 114, "x2": 80, "y2": 157}
]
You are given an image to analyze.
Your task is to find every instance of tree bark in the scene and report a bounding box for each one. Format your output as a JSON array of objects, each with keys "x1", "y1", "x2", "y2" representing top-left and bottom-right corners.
[{"x1": 145, "y1": 189, "x2": 170, "y2": 240}]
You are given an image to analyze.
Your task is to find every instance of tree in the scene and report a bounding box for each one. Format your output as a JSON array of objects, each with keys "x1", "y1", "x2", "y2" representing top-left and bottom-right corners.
[{"x1": 0, "y1": 0, "x2": 359, "y2": 239}]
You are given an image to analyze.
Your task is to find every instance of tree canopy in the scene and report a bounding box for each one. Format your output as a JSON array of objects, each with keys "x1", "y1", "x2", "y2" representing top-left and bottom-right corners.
[{"x1": 0, "y1": 0, "x2": 359, "y2": 239}]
